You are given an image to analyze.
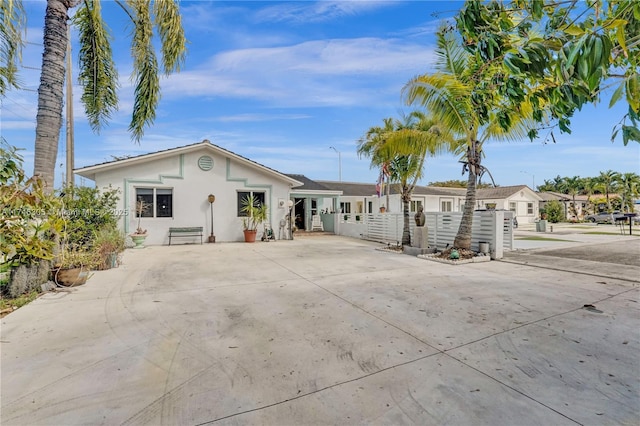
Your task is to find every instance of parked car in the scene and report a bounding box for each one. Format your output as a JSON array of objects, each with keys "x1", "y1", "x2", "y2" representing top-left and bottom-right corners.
[{"x1": 584, "y1": 211, "x2": 625, "y2": 223}]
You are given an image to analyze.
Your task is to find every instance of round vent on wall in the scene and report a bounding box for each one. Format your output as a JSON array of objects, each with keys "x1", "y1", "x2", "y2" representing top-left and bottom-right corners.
[{"x1": 198, "y1": 155, "x2": 214, "y2": 171}]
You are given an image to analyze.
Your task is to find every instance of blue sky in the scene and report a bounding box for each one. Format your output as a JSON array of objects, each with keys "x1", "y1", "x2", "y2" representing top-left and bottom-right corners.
[{"x1": 2, "y1": 0, "x2": 638, "y2": 189}]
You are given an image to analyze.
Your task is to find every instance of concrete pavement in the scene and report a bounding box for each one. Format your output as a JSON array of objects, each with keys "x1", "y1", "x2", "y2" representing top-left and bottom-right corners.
[{"x1": 1, "y1": 233, "x2": 638, "y2": 425}]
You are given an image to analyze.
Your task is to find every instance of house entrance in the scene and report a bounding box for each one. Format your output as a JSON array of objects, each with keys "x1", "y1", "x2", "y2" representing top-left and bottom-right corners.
[{"x1": 294, "y1": 198, "x2": 305, "y2": 230}]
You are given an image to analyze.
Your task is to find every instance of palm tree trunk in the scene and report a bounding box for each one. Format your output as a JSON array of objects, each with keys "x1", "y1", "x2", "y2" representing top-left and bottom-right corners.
[
  {"x1": 401, "y1": 187, "x2": 411, "y2": 246},
  {"x1": 34, "y1": 0, "x2": 74, "y2": 191},
  {"x1": 454, "y1": 141, "x2": 480, "y2": 250},
  {"x1": 454, "y1": 168, "x2": 477, "y2": 249}
]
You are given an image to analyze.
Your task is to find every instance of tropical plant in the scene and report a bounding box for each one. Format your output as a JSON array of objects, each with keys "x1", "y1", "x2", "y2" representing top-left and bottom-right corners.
[
  {"x1": 358, "y1": 111, "x2": 452, "y2": 246},
  {"x1": 3, "y1": 0, "x2": 187, "y2": 190},
  {"x1": 455, "y1": 0, "x2": 640, "y2": 145},
  {"x1": 558, "y1": 176, "x2": 583, "y2": 219},
  {"x1": 59, "y1": 184, "x2": 120, "y2": 245},
  {"x1": 403, "y1": 27, "x2": 535, "y2": 250},
  {"x1": 1, "y1": 139, "x2": 62, "y2": 268},
  {"x1": 615, "y1": 172, "x2": 640, "y2": 213},
  {"x1": 240, "y1": 195, "x2": 268, "y2": 232},
  {"x1": 540, "y1": 200, "x2": 565, "y2": 223},
  {"x1": 133, "y1": 198, "x2": 150, "y2": 235},
  {"x1": 92, "y1": 225, "x2": 125, "y2": 269},
  {"x1": 596, "y1": 170, "x2": 621, "y2": 211}
]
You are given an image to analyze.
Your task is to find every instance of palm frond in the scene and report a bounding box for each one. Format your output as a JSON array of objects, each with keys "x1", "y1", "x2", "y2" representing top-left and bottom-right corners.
[
  {"x1": 153, "y1": 0, "x2": 187, "y2": 74},
  {"x1": 403, "y1": 73, "x2": 475, "y2": 139},
  {"x1": 435, "y1": 27, "x2": 468, "y2": 77},
  {"x1": 128, "y1": 0, "x2": 159, "y2": 142},
  {"x1": 0, "y1": 0, "x2": 26, "y2": 95},
  {"x1": 74, "y1": 0, "x2": 119, "y2": 133}
]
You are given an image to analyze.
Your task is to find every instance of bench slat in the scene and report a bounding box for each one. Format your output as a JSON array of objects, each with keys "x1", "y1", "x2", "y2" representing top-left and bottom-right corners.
[{"x1": 168, "y1": 227, "x2": 203, "y2": 245}]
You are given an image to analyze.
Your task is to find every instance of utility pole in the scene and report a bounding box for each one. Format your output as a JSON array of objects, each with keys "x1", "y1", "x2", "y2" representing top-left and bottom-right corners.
[
  {"x1": 329, "y1": 146, "x2": 342, "y2": 181},
  {"x1": 65, "y1": 25, "x2": 74, "y2": 187}
]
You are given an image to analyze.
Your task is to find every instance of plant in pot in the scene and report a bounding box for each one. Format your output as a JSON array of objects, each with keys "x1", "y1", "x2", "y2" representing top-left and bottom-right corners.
[
  {"x1": 240, "y1": 195, "x2": 268, "y2": 243},
  {"x1": 131, "y1": 198, "x2": 150, "y2": 249},
  {"x1": 93, "y1": 226, "x2": 125, "y2": 269},
  {"x1": 53, "y1": 245, "x2": 101, "y2": 287}
]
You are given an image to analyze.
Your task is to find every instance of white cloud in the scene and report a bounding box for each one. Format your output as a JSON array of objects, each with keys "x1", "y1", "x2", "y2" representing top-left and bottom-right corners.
[
  {"x1": 161, "y1": 37, "x2": 435, "y2": 108},
  {"x1": 254, "y1": 1, "x2": 397, "y2": 23},
  {"x1": 215, "y1": 113, "x2": 312, "y2": 122}
]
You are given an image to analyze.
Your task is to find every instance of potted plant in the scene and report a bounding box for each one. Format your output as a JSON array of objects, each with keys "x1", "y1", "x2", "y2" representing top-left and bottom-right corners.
[
  {"x1": 52, "y1": 245, "x2": 100, "y2": 287},
  {"x1": 240, "y1": 195, "x2": 268, "y2": 243},
  {"x1": 131, "y1": 198, "x2": 150, "y2": 248},
  {"x1": 93, "y1": 226, "x2": 125, "y2": 269}
]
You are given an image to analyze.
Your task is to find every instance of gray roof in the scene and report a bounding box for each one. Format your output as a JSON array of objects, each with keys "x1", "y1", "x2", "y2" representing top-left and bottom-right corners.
[
  {"x1": 476, "y1": 185, "x2": 530, "y2": 200},
  {"x1": 286, "y1": 174, "x2": 333, "y2": 191}
]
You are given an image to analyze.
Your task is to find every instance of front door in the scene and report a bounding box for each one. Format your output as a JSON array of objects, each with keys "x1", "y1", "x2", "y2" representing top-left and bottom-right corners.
[{"x1": 294, "y1": 198, "x2": 305, "y2": 230}]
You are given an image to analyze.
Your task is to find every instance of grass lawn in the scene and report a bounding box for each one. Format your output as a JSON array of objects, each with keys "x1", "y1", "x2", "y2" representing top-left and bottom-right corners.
[{"x1": 515, "y1": 236, "x2": 576, "y2": 242}]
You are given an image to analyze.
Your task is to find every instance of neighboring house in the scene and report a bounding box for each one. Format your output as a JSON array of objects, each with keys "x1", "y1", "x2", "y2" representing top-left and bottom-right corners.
[
  {"x1": 538, "y1": 191, "x2": 591, "y2": 220},
  {"x1": 75, "y1": 140, "x2": 302, "y2": 245},
  {"x1": 316, "y1": 181, "x2": 541, "y2": 223},
  {"x1": 476, "y1": 185, "x2": 542, "y2": 223}
]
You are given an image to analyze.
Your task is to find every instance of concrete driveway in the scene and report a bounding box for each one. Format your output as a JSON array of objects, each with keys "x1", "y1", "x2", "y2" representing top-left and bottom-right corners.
[{"x1": 1, "y1": 235, "x2": 639, "y2": 425}]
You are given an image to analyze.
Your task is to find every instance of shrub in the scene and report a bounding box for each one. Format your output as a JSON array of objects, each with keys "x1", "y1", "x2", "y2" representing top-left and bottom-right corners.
[{"x1": 541, "y1": 200, "x2": 565, "y2": 223}]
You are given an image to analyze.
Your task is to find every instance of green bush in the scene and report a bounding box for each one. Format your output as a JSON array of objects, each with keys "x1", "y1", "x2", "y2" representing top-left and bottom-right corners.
[
  {"x1": 58, "y1": 185, "x2": 120, "y2": 247},
  {"x1": 541, "y1": 200, "x2": 565, "y2": 223},
  {"x1": 1, "y1": 141, "x2": 62, "y2": 268}
]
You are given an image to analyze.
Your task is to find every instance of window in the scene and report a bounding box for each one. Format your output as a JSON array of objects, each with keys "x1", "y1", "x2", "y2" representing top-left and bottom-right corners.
[
  {"x1": 410, "y1": 200, "x2": 423, "y2": 212},
  {"x1": 441, "y1": 200, "x2": 452, "y2": 212},
  {"x1": 368, "y1": 201, "x2": 372, "y2": 213},
  {"x1": 237, "y1": 191, "x2": 265, "y2": 217},
  {"x1": 340, "y1": 202, "x2": 351, "y2": 213},
  {"x1": 527, "y1": 202, "x2": 533, "y2": 214},
  {"x1": 509, "y1": 202, "x2": 516, "y2": 212},
  {"x1": 135, "y1": 188, "x2": 172, "y2": 218}
]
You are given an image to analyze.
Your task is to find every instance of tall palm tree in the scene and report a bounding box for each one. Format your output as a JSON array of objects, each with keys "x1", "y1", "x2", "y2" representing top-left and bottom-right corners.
[
  {"x1": 403, "y1": 28, "x2": 534, "y2": 250},
  {"x1": 357, "y1": 112, "x2": 451, "y2": 246},
  {"x1": 596, "y1": 170, "x2": 621, "y2": 211},
  {"x1": 5, "y1": 0, "x2": 186, "y2": 190}
]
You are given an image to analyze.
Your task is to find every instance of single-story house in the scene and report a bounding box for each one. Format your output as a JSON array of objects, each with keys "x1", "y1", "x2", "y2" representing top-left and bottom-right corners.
[
  {"x1": 538, "y1": 191, "x2": 593, "y2": 220},
  {"x1": 316, "y1": 181, "x2": 542, "y2": 223},
  {"x1": 285, "y1": 174, "x2": 342, "y2": 232},
  {"x1": 75, "y1": 140, "x2": 302, "y2": 245}
]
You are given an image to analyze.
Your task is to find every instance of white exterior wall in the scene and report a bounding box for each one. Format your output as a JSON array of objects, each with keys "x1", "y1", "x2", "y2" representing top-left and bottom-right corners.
[{"x1": 93, "y1": 148, "x2": 293, "y2": 245}]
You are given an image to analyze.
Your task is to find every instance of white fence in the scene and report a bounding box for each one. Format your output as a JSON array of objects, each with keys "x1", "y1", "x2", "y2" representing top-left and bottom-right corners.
[{"x1": 338, "y1": 211, "x2": 514, "y2": 259}]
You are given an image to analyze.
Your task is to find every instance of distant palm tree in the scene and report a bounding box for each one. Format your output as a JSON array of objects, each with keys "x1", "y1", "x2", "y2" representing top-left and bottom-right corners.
[
  {"x1": 615, "y1": 172, "x2": 640, "y2": 213},
  {"x1": 403, "y1": 28, "x2": 534, "y2": 249},
  {"x1": 596, "y1": 170, "x2": 621, "y2": 211},
  {"x1": 3, "y1": 0, "x2": 187, "y2": 190},
  {"x1": 559, "y1": 176, "x2": 583, "y2": 219}
]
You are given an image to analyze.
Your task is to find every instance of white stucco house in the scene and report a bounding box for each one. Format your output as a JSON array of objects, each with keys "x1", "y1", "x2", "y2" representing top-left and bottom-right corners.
[{"x1": 75, "y1": 140, "x2": 302, "y2": 245}]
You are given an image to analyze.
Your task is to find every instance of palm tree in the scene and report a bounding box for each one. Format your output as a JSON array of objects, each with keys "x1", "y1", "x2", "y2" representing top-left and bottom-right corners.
[
  {"x1": 615, "y1": 172, "x2": 640, "y2": 213},
  {"x1": 559, "y1": 176, "x2": 583, "y2": 220},
  {"x1": 5, "y1": 0, "x2": 186, "y2": 190},
  {"x1": 403, "y1": 28, "x2": 534, "y2": 250},
  {"x1": 357, "y1": 112, "x2": 451, "y2": 246},
  {"x1": 596, "y1": 170, "x2": 621, "y2": 211}
]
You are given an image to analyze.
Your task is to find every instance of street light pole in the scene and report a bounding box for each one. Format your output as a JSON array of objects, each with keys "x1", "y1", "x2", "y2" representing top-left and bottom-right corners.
[
  {"x1": 329, "y1": 146, "x2": 342, "y2": 181},
  {"x1": 520, "y1": 171, "x2": 535, "y2": 190}
]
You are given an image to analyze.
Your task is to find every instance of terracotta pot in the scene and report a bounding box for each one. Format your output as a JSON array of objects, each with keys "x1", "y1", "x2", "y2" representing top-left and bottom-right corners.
[
  {"x1": 53, "y1": 267, "x2": 89, "y2": 287},
  {"x1": 243, "y1": 229, "x2": 257, "y2": 243}
]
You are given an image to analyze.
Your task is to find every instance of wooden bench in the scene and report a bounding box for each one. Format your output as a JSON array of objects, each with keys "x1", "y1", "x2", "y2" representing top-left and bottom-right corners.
[{"x1": 168, "y1": 227, "x2": 203, "y2": 245}]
